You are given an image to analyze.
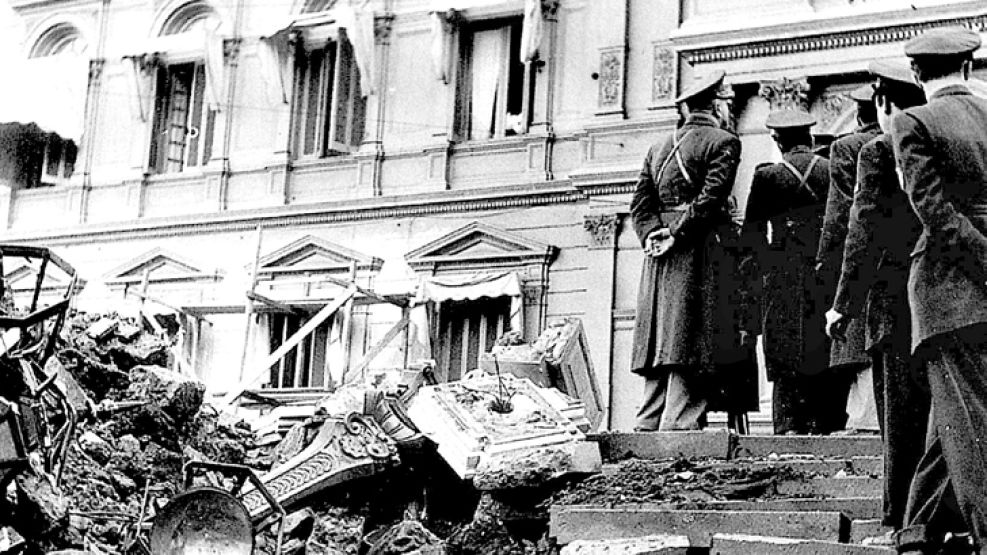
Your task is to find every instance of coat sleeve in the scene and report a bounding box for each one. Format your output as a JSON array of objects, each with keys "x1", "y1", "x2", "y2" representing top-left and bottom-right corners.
[
  {"x1": 630, "y1": 144, "x2": 665, "y2": 247},
  {"x1": 667, "y1": 134, "x2": 741, "y2": 242},
  {"x1": 892, "y1": 112, "x2": 987, "y2": 282},
  {"x1": 832, "y1": 139, "x2": 888, "y2": 317},
  {"x1": 815, "y1": 139, "x2": 854, "y2": 272}
]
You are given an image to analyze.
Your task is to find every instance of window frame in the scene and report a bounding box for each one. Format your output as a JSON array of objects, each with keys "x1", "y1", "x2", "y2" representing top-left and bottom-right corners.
[
  {"x1": 265, "y1": 309, "x2": 335, "y2": 390},
  {"x1": 453, "y1": 15, "x2": 534, "y2": 142},
  {"x1": 291, "y1": 31, "x2": 366, "y2": 160},
  {"x1": 148, "y1": 60, "x2": 217, "y2": 175},
  {"x1": 435, "y1": 296, "x2": 512, "y2": 382}
]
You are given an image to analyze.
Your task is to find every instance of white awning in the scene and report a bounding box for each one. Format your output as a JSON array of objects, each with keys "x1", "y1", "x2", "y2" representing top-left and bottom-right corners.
[
  {"x1": 121, "y1": 26, "x2": 225, "y2": 110},
  {"x1": 0, "y1": 54, "x2": 90, "y2": 141},
  {"x1": 416, "y1": 271, "x2": 522, "y2": 303}
]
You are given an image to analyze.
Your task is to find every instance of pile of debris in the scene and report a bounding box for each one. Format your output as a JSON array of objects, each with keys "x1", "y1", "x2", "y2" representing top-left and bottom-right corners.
[{"x1": 2, "y1": 312, "x2": 276, "y2": 552}]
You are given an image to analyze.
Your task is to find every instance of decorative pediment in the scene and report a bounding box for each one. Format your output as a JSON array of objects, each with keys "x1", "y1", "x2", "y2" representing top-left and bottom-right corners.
[
  {"x1": 104, "y1": 248, "x2": 221, "y2": 285},
  {"x1": 5, "y1": 262, "x2": 85, "y2": 294},
  {"x1": 257, "y1": 235, "x2": 383, "y2": 279},
  {"x1": 405, "y1": 222, "x2": 557, "y2": 273}
]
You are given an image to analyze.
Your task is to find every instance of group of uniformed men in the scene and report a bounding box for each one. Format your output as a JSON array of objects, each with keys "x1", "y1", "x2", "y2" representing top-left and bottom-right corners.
[{"x1": 630, "y1": 26, "x2": 987, "y2": 554}]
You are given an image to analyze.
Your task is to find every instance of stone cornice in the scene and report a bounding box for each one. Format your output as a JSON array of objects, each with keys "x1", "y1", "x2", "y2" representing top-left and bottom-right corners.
[
  {"x1": 0, "y1": 182, "x2": 586, "y2": 245},
  {"x1": 680, "y1": 11, "x2": 987, "y2": 65}
]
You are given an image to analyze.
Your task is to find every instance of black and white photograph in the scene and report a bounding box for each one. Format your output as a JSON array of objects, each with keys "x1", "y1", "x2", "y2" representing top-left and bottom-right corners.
[{"x1": 0, "y1": 0, "x2": 986, "y2": 553}]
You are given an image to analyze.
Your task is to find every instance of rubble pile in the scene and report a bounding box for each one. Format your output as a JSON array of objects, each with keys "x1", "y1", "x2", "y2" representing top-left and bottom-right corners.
[
  {"x1": 545, "y1": 458, "x2": 809, "y2": 507},
  {"x1": 5, "y1": 312, "x2": 275, "y2": 552}
]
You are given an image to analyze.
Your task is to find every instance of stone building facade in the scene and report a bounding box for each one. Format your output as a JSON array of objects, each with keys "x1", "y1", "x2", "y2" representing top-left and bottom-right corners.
[{"x1": 1, "y1": 0, "x2": 985, "y2": 429}]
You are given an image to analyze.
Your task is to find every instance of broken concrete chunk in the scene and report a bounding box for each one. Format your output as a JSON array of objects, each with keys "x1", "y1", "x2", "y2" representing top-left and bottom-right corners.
[
  {"x1": 115, "y1": 323, "x2": 142, "y2": 342},
  {"x1": 85, "y1": 318, "x2": 117, "y2": 341},
  {"x1": 560, "y1": 535, "x2": 691, "y2": 555},
  {"x1": 367, "y1": 520, "x2": 442, "y2": 555},
  {"x1": 127, "y1": 365, "x2": 205, "y2": 426},
  {"x1": 283, "y1": 508, "x2": 317, "y2": 541},
  {"x1": 472, "y1": 444, "x2": 601, "y2": 490},
  {"x1": 407, "y1": 374, "x2": 591, "y2": 480},
  {"x1": 78, "y1": 431, "x2": 113, "y2": 465}
]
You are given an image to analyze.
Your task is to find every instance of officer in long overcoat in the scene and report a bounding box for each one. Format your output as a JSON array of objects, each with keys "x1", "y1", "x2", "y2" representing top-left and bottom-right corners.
[
  {"x1": 890, "y1": 28, "x2": 987, "y2": 554},
  {"x1": 826, "y1": 60, "x2": 928, "y2": 529},
  {"x1": 630, "y1": 70, "x2": 752, "y2": 431},
  {"x1": 742, "y1": 110, "x2": 837, "y2": 435},
  {"x1": 817, "y1": 86, "x2": 883, "y2": 431}
]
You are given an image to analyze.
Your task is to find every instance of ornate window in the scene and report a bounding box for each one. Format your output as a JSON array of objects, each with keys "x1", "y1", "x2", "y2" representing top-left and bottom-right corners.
[
  {"x1": 454, "y1": 16, "x2": 533, "y2": 141},
  {"x1": 147, "y1": 3, "x2": 222, "y2": 174}
]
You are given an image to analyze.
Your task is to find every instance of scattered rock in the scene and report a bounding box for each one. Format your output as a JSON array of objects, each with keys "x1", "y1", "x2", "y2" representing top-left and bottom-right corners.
[
  {"x1": 367, "y1": 520, "x2": 443, "y2": 555},
  {"x1": 284, "y1": 508, "x2": 317, "y2": 541},
  {"x1": 78, "y1": 431, "x2": 113, "y2": 465}
]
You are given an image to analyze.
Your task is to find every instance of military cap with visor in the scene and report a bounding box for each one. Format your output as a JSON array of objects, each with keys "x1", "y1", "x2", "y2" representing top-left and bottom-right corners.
[
  {"x1": 765, "y1": 109, "x2": 816, "y2": 130},
  {"x1": 848, "y1": 84, "x2": 875, "y2": 103},
  {"x1": 904, "y1": 26, "x2": 982, "y2": 57},
  {"x1": 675, "y1": 69, "x2": 730, "y2": 104}
]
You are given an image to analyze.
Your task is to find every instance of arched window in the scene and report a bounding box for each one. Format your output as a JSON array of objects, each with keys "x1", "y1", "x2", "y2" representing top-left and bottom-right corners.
[
  {"x1": 147, "y1": 1, "x2": 222, "y2": 174},
  {"x1": 26, "y1": 24, "x2": 88, "y2": 187}
]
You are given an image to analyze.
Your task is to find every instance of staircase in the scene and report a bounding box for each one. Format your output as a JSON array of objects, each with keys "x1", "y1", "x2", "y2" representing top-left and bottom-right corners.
[{"x1": 551, "y1": 431, "x2": 892, "y2": 554}]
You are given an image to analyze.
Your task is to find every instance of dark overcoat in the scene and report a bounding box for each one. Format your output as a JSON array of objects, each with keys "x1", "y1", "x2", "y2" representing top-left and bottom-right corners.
[
  {"x1": 891, "y1": 85, "x2": 987, "y2": 351},
  {"x1": 817, "y1": 123, "x2": 882, "y2": 369},
  {"x1": 630, "y1": 113, "x2": 757, "y2": 412},
  {"x1": 742, "y1": 146, "x2": 831, "y2": 381},
  {"x1": 832, "y1": 134, "x2": 921, "y2": 352}
]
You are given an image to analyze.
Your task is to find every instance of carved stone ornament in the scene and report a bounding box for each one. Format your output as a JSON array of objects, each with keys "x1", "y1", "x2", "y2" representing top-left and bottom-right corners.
[
  {"x1": 817, "y1": 91, "x2": 851, "y2": 129},
  {"x1": 583, "y1": 213, "x2": 620, "y2": 247},
  {"x1": 598, "y1": 46, "x2": 624, "y2": 111},
  {"x1": 759, "y1": 77, "x2": 811, "y2": 112},
  {"x1": 374, "y1": 14, "x2": 394, "y2": 41},
  {"x1": 652, "y1": 44, "x2": 676, "y2": 104},
  {"x1": 88, "y1": 59, "x2": 106, "y2": 85}
]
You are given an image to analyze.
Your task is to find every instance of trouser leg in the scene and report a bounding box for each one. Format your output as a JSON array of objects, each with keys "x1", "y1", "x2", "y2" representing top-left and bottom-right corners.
[
  {"x1": 872, "y1": 351, "x2": 886, "y2": 437},
  {"x1": 773, "y1": 375, "x2": 806, "y2": 434},
  {"x1": 898, "y1": 326, "x2": 987, "y2": 551},
  {"x1": 882, "y1": 343, "x2": 930, "y2": 529},
  {"x1": 635, "y1": 373, "x2": 669, "y2": 431},
  {"x1": 813, "y1": 369, "x2": 853, "y2": 435},
  {"x1": 658, "y1": 370, "x2": 707, "y2": 431}
]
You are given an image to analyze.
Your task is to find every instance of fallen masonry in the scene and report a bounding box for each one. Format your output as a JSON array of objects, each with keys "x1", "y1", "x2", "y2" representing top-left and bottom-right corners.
[{"x1": 0, "y1": 294, "x2": 893, "y2": 554}]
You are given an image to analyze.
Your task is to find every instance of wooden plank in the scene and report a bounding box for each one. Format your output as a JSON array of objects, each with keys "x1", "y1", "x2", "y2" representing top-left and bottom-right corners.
[
  {"x1": 733, "y1": 435, "x2": 883, "y2": 459},
  {"x1": 320, "y1": 274, "x2": 407, "y2": 307},
  {"x1": 238, "y1": 225, "x2": 264, "y2": 381},
  {"x1": 345, "y1": 316, "x2": 410, "y2": 384},
  {"x1": 247, "y1": 291, "x2": 303, "y2": 315},
  {"x1": 712, "y1": 534, "x2": 894, "y2": 554},
  {"x1": 218, "y1": 285, "x2": 357, "y2": 407}
]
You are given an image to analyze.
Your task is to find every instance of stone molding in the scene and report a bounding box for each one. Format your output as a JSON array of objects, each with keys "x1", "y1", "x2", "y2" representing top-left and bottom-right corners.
[
  {"x1": 596, "y1": 46, "x2": 625, "y2": 116},
  {"x1": 583, "y1": 213, "x2": 621, "y2": 248},
  {"x1": 682, "y1": 14, "x2": 987, "y2": 65},
  {"x1": 759, "y1": 77, "x2": 811, "y2": 112}
]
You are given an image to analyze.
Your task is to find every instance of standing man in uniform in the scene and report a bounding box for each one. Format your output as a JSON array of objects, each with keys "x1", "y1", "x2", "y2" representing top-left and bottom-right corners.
[
  {"x1": 891, "y1": 27, "x2": 987, "y2": 554},
  {"x1": 630, "y1": 70, "x2": 746, "y2": 431},
  {"x1": 742, "y1": 110, "x2": 834, "y2": 435},
  {"x1": 826, "y1": 60, "x2": 928, "y2": 530},
  {"x1": 818, "y1": 85, "x2": 883, "y2": 433}
]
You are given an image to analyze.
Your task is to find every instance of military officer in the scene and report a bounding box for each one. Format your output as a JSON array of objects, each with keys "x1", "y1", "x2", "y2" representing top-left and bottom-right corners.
[
  {"x1": 826, "y1": 60, "x2": 928, "y2": 530},
  {"x1": 818, "y1": 84, "x2": 883, "y2": 433},
  {"x1": 890, "y1": 27, "x2": 987, "y2": 554},
  {"x1": 741, "y1": 109, "x2": 835, "y2": 435},
  {"x1": 630, "y1": 70, "x2": 748, "y2": 431}
]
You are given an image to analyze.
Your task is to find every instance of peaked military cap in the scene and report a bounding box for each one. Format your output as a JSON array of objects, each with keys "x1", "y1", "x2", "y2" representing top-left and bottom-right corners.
[
  {"x1": 904, "y1": 27, "x2": 982, "y2": 57},
  {"x1": 765, "y1": 109, "x2": 816, "y2": 130},
  {"x1": 675, "y1": 69, "x2": 726, "y2": 104},
  {"x1": 869, "y1": 59, "x2": 916, "y2": 85},
  {"x1": 849, "y1": 84, "x2": 875, "y2": 102}
]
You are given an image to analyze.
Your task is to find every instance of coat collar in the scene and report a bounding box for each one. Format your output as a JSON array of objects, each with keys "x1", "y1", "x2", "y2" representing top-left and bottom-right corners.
[
  {"x1": 784, "y1": 145, "x2": 813, "y2": 157},
  {"x1": 930, "y1": 84, "x2": 974, "y2": 101},
  {"x1": 683, "y1": 112, "x2": 719, "y2": 128}
]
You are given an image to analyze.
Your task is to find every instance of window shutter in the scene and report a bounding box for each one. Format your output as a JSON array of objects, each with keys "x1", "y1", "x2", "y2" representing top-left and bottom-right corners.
[{"x1": 326, "y1": 35, "x2": 364, "y2": 154}]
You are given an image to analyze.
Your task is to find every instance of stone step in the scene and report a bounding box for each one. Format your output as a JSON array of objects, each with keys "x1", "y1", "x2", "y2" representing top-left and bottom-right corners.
[
  {"x1": 550, "y1": 506, "x2": 848, "y2": 547},
  {"x1": 669, "y1": 497, "x2": 882, "y2": 521},
  {"x1": 711, "y1": 533, "x2": 894, "y2": 554},
  {"x1": 699, "y1": 456, "x2": 883, "y2": 477},
  {"x1": 776, "y1": 476, "x2": 884, "y2": 498},
  {"x1": 560, "y1": 535, "x2": 691, "y2": 554},
  {"x1": 734, "y1": 435, "x2": 883, "y2": 459},
  {"x1": 849, "y1": 519, "x2": 895, "y2": 545},
  {"x1": 589, "y1": 430, "x2": 732, "y2": 462}
]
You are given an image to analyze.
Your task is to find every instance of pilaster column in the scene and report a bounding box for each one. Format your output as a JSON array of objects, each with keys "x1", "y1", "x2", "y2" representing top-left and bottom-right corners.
[{"x1": 581, "y1": 211, "x2": 623, "y2": 428}]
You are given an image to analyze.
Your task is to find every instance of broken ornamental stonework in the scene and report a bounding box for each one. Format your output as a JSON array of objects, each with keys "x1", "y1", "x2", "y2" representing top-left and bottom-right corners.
[{"x1": 407, "y1": 373, "x2": 601, "y2": 488}]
